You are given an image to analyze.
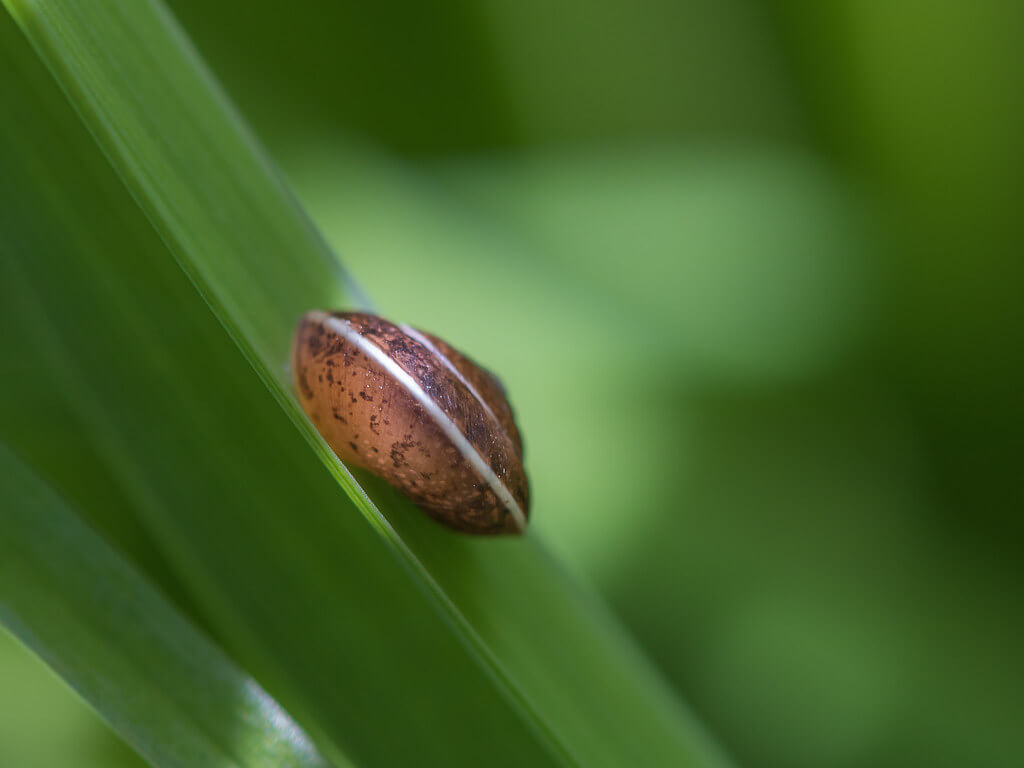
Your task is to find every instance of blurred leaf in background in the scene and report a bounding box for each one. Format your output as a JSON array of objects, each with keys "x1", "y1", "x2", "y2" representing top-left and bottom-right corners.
[
  {"x1": 163, "y1": 0, "x2": 1024, "y2": 766},
  {"x1": 0, "y1": 629, "x2": 145, "y2": 768}
]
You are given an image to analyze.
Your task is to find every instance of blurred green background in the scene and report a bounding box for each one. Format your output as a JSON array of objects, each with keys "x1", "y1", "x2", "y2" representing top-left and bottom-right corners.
[{"x1": 3, "y1": 1, "x2": 1022, "y2": 766}]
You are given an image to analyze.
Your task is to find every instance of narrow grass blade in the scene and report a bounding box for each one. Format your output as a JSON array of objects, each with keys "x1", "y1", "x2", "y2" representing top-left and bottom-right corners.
[
  {"x1": 0, "y1": 13, "x2": 560, "y2": 765},
  {"x1": 1, "y1": 2, "x2": 730, "y2": 765},
  {"x1": 0, "y1": 441, "x2": 336, "y2": 768}
]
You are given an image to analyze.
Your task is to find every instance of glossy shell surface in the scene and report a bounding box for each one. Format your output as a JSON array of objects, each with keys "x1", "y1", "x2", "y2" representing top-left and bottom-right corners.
[{"x1": 292, "y1": 311, "x2": 529, "y2": 534}]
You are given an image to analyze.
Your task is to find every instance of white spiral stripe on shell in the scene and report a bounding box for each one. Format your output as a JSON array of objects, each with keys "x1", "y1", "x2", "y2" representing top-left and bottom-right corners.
[{"x1": 312, "y1": 311, "x2": 527, "y2": 533}]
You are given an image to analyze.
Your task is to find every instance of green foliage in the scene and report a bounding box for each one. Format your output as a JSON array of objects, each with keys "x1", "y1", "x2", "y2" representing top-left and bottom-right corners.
[
  {"x1": 4, "y1": 1, "x2": 1023, "y2": 767},
  {"x1": 0, "y1": 443, "x2": 333, "y2": 768}
]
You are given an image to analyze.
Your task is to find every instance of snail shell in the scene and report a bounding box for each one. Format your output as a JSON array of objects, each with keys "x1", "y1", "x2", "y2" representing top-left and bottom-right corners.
[{"x1": 292, "y1": 311, "x2": 530, "y2": 534}]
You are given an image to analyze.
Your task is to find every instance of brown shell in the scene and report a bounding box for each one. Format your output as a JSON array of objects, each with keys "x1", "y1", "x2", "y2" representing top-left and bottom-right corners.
[{"x1": 292, "y1": 311, "x2": 530, "y2": 534}]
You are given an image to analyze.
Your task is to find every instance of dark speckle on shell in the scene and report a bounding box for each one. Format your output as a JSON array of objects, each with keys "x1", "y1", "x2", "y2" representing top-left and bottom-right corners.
[{"x1": 292, "y1": 311, "x2": 530, "y2": 535}]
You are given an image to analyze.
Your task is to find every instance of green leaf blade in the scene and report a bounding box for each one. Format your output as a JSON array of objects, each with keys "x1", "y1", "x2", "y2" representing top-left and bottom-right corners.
[
  {"x1": 0, "y1": 441, "x2": 338, "y2": 768},
  {"x1": 0, "y1": 14, "x2": 564, "y2": 764},
  {"x1": 0, "y1": 1, "x2": 730, "y2": 766}
]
